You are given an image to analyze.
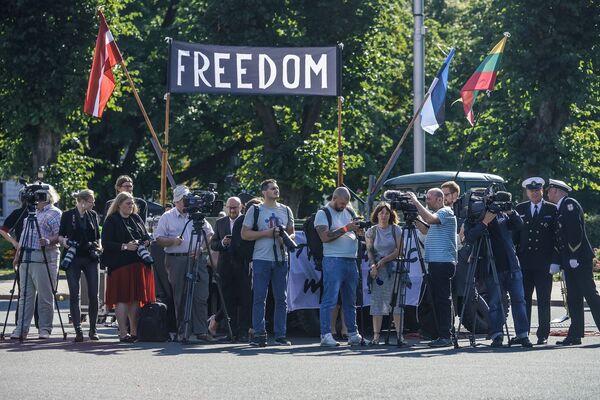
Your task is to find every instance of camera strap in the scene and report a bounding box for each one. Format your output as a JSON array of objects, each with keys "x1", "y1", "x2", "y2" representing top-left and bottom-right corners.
[{"x1": 119, "y1": 214, "x2": 144, "y2": 242}]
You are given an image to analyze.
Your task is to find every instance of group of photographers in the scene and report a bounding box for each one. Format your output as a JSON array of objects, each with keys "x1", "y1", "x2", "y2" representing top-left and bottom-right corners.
[{"x1": 3, "y1": 173, "x2": 599, "y2": 349}]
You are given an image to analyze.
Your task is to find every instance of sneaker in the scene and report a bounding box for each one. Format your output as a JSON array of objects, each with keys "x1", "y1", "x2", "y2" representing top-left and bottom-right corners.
[
  {"x1": 490, "y1": 336, "x2": 504, "y2": 348},
  {"x1": 320, "y1": 333, "x2": 340, "y2": 347},
  {"x1": 348, "y1": 333, "x2": 369, "y2": 346},
  {"x1": 74, "y1": 330, "x2": 84, "y2": 343},
  {"x1": 250, "y1": 336, "x2": 267, "y2": 347},
  {"x1": 38, "y1": 331, "x2": 51, "y2": 340},
  {"x1": 428, "y1": 338, "x2": 452, "y2": 348},
  {"x1": 89, "y1": 329, "x2": 100, "y2": 341},
  {"x1": 509, "y1": 336, "x2": 533, "y2": 348},
  {"x1": 274, "y1": 337, "x2": 291, "y2": 346},
  {"x1": 10, "y1": 330, "x2": 26, "y2": 340}
]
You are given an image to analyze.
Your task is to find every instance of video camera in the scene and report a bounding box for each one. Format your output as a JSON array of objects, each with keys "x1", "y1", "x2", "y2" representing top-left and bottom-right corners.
[
  {"x1": 454, "y1": 184, "x2": 513, "y2": 223},
  {"x1": 182, "y1": 183, "x2": 220, "y2": 221},
  {"x1": 19, "y1": 179, "x2": 51, "y2": 207},
  {"x1": 383, "y1": 190, "x2": 419, "y2": 223}
]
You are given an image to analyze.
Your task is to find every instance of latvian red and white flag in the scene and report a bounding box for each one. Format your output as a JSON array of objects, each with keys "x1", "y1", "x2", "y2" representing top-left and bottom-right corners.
[{"x1": 84, "y1": 12, "x2": 123, "y2": 118}]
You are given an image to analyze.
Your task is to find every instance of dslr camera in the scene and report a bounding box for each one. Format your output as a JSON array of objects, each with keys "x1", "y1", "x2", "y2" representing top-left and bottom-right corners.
[
  {"x1": 276, "y1": 225, "x2": 299, "y2": 251},
  {"x1": 60, "y1": 240, "x2": 79, "y2": 270},
  {"x1": 136, "y1": 241, "x2": 154, "y2": 267}
]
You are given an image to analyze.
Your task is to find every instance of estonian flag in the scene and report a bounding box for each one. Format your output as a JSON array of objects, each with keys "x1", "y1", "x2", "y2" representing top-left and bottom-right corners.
[{"x1": 420, "y1": 48, "x2": 455, "y2": 134}]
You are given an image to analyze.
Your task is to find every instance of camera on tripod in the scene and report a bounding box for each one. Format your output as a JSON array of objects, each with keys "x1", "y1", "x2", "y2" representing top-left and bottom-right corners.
[
  {"x1": 183, "y1": 184, "x2": 219, "y2": 220},
  {"x1": 383, "y1": 190, "x2": 419, "y2": 222},
  {"x1": 19, "y1": 179, "x2": 51, "y2": 207},
  {"x1": 276, "y1": 225, "x2": 299, "y2": 251},
  {"x1": 454, "y1": 184, "x2": 513, "y2": 223}
]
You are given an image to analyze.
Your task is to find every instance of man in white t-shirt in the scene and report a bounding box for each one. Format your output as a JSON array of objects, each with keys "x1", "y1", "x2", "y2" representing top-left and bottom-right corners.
[{"x1": 315, "y1": 187, "x2": 368, "y2": 347}]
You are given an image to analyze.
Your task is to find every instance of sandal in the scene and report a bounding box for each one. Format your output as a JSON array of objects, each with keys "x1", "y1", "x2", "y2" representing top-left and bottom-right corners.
[{"x1": 370, "y1": 332, "x2": 380, "y2": 345}]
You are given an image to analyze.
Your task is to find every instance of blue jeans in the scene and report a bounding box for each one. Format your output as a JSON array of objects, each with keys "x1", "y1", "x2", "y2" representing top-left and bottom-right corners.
[
  {"x1": 319, "y1": 257, "x2": 359, "y2": 336},
  {"x1": 486, "y1": 269, "x2": 529, "y2": 338},
  {"x1": 252, "y1": 260, "x2": 288, "y2": 338}
]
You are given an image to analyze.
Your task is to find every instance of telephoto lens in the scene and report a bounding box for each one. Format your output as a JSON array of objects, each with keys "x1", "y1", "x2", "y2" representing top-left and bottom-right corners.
[
  {"x1": 277, "y1": 225, "x2": 299, "y2": 251},
  {"x1": 60, "y1": 240, "x2": 79, "y2": 270},
  {"x1": 136, "y1": 242, "x2": 154, "y2": 267}
]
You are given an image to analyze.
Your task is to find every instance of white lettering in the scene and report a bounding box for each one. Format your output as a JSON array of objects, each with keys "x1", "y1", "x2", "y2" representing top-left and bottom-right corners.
[
  {"x1": 177, "y1": 50, "x2": 190, "y2": 86},
  {"x1": 214, "y1": 52, "x2": 231, "y2": 88},
  {"x1": 236, "y1": 53, "x2": 253, "y2": 89},
  {"x1": 305, "y1": 54, "x2": 327, "y2": 89},
  {"x1": 194, "y1": 51, "x2": 211, "y2": 87},
  {"x1": 259, "y1": 54, "x2": 277, "y2": 89},
  {"x1": 282, "y1": 55, "x2": 300, "y2": 89}
]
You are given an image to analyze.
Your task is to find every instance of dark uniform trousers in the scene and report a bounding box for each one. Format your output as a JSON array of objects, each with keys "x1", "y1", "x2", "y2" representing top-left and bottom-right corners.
[
  {"x1": 554, "y1": 197, "x2": 600, "y2": 339},
  {"x1": 514, "y1": 200, "x2": 556, "y2": 340}
]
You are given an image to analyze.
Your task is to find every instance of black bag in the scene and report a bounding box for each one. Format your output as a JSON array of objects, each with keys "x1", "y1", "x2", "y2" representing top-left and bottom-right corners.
[
  {"x1": 303, "y1": 207, "x2": 356, "y2": 270},
  {"x1": 136, "y1": 302, "x2": 170, "y2": 342},
  {"x1": 231, "y1": 205, "x2": 260, "y2": 264}
]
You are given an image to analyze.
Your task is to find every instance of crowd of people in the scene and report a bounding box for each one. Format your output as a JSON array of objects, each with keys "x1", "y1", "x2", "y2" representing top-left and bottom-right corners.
[{"x1": 1, "y1": 174, "x2": 599, "y2": 349}]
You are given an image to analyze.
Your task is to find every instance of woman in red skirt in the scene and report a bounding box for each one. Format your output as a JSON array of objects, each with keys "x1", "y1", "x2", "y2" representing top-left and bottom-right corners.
[{"x1": 101, "y1": 192, "x2": 156, "y2": 342}]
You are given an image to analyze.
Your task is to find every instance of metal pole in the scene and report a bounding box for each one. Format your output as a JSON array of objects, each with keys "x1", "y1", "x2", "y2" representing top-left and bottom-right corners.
[
  {"x1": 413, "y1": 0, "x2": 426, "y2": 172},
  {"x1": 337, "y1": 96, "x2": 344, "y2": 186},
  {"x1": 161, "y1": 93, "x2": 170, "y2": 206}
]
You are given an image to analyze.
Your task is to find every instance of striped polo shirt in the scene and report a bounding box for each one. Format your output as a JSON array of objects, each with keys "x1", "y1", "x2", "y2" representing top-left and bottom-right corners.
[{"x1": 424, "y1": 207, "x2": 457, "y2": 263}]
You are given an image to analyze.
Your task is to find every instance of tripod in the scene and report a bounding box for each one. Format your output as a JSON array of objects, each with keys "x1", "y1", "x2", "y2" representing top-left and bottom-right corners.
[
  {"x1": 1, "y1": 206, "x2": 67, "y2": 341},
  {"x1": 453, "y1": 230, "x2": 511, "y2": 348},
  {"x1": 382, "y1": 227, "x2": 411, "y2": 346},
  {"x1": 180, "y1": 216, "x2": 233, "y2": 343},
  {"x1": 384, "y1": 219, "x2": 439, "y2": 345}
]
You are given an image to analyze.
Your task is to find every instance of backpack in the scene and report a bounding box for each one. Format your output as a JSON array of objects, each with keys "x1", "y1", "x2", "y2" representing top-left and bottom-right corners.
[
  {"x1": 231, "y1": 204, "x2": 260, "y2": 264},
  {"x1": 136, "y1": 302, "x2": 170, "y2": 342},
  {"x1": 303, "y1": 206, "x2": 356, "y2": 270}
]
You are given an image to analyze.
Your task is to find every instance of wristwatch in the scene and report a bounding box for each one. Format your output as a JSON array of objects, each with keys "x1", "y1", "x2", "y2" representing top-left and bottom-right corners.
[{"x1": 121, "y1": 243, "x2": 127, "y2": 251}]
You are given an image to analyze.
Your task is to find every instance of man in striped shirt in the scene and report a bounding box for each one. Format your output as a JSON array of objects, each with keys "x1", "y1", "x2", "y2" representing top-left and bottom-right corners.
[{"x1": 408, "y1": 189, "x2": 457, "y2": 347}]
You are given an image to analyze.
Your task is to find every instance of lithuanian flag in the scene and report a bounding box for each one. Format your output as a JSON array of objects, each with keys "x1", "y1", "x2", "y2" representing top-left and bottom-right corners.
[{"x1": 460, "y1": 34, "x2": 509, "y2": 125}]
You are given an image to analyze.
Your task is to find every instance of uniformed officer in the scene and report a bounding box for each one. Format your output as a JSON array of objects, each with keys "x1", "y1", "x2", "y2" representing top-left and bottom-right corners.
[
  {"x1": 513, "y1": 177, "x2": 557, "y2": 345},
  {"x1": 547, "y1": 179, "x2": 600, "y2": 345}
]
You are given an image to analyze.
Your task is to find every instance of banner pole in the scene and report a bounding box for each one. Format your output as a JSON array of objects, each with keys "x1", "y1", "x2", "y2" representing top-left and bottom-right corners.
[
  {"x1": 161, "y1": 93, "x2": 171, "y2": 206},
  {"x1": 337, "y1": 96, "x2": 343, "y2": 186},
  {"x1": 371, "y1": 91, "x2": 431, "y2": 196}
]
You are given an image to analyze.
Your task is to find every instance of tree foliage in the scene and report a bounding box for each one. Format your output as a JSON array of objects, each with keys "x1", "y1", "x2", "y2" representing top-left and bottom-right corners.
[{"x1": 0, "y1": 0, "x2": 598, "y2": 214}]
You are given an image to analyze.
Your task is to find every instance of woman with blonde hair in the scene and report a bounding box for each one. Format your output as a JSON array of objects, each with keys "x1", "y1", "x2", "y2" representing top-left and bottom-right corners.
[
  {"x1": 59, "y1": 189, "x2": 102, "y2": 342},
  {"x1": 101, "y1": 192, "x2": 155, "y2": 342}
]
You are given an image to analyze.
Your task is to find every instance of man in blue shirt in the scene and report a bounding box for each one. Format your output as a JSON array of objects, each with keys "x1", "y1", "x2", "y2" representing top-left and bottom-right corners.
[{"x1": 408, "y1": 189, "x2": 457, "y2": 347}]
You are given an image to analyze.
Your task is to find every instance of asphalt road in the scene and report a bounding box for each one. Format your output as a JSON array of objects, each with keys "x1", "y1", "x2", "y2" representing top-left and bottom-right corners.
[{"x1": 1, "y1": 301, "x2": 599, "y2": 400}]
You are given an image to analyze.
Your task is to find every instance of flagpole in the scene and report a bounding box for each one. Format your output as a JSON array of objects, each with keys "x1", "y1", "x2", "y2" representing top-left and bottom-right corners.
[
  {"x1": 337, "y1": 96, "x2": 344, "y2": 187},
  {"x1": 452, "y1": 107, "x2": 484, "y2": 182},
  {"x1": 161, "y1": 93, "x2": 170, "y2": 206},
  {"x1": 371, "y1": 91, "x2": 431, "y2": 196}
]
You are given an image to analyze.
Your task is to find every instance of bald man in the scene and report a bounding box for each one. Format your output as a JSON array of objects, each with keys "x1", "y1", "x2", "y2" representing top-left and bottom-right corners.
[{"x1": 315, "y1": 187, "x2": 368, "y2": 347}]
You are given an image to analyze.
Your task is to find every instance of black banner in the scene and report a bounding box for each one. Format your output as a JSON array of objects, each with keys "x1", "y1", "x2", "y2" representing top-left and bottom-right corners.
[{"x1": 168, "y1": 40, "x2": 340, "y2": 96}]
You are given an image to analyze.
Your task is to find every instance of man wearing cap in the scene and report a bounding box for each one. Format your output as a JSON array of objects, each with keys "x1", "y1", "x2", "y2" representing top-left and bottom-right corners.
[
  {"x1": 547, "y1": 179, "x2": 600, "y2": 345},
  {"x1": 154, "y1": 185, "x2": 216, "y2": 343},
  {"x1": 513, "y1": 177, "x2": 557, "y2": 345}
]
